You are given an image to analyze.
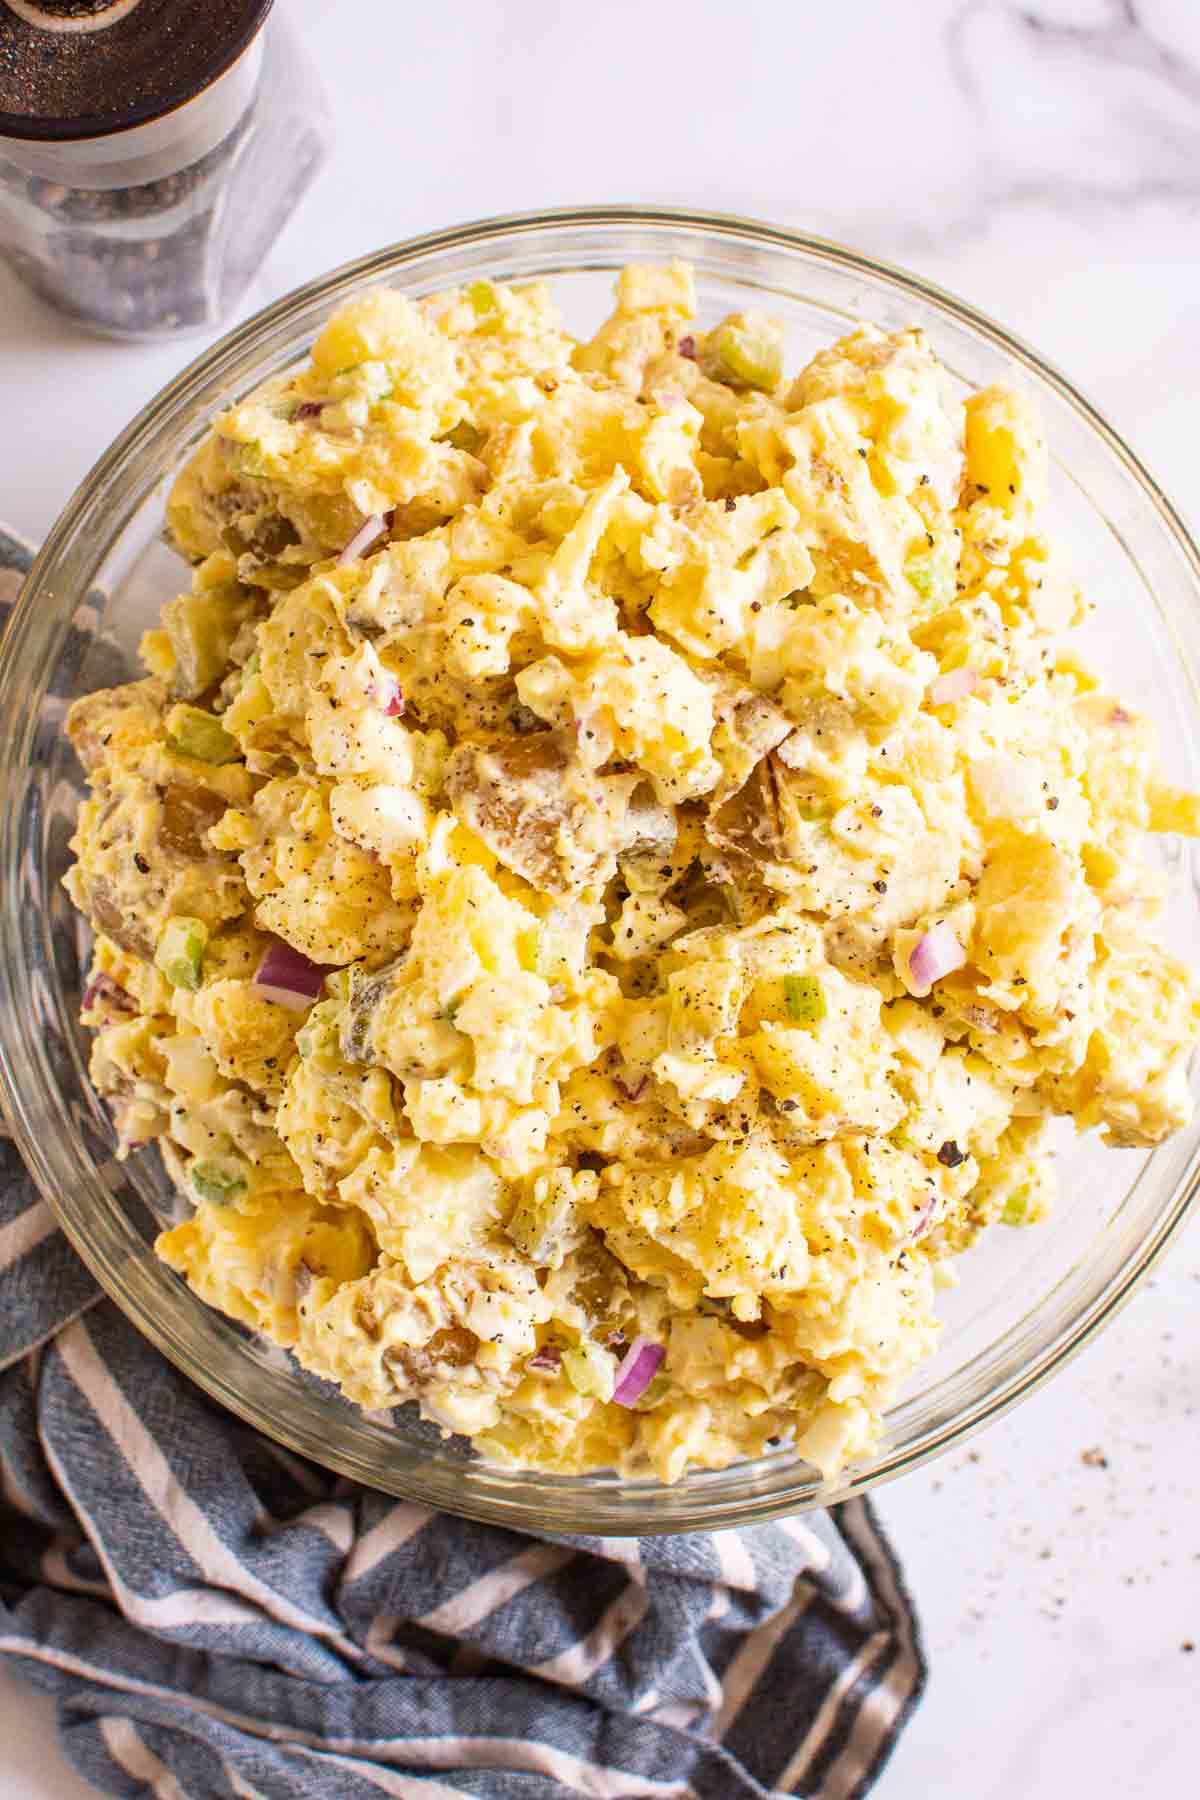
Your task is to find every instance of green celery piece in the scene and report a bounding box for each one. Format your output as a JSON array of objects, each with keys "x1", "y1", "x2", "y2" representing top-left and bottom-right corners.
[
  {"x1": 905, "y1": 557, "x2": 935, "y2": 599},
  {"x1": 166, "y1": 703, "x2": 239, "y2": 765},
  {"x1": 443, "y1": 420, "x2": 483, "y2": 453},
  {"x1": 466, "y1": 279, "x2": 499, "y2": 318},
  {"x1": 297, "y1": 999, "x2": 339, "y2": 1064},
  {"x1": 191, "y1": 1157, "x2": 248, "y2": 1205},
  {"x1": 155, "y1": 917, "x2": 208, "y2": 991},
  {"x1": 784, "y1": 974, "x2": 826, "y2": 1027},
  {"x1": 632, "y1": 1372, "x2": 671, "y2": 1413},
  {"x1": 1002, "y1": 1187, "x2": 1034, "y2": 1226},
  {"x1": 562, "y1": 1343, "x2": 615, "y2": 1401},
  {"x1": 710, "y1": 315, "x2": 784, "y2": 391}
]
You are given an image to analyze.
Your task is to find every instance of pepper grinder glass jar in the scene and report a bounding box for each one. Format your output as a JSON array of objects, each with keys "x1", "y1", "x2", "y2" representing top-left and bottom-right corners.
[{"x1": 0, "y1": 0, "x2": 330, "y2": 340}]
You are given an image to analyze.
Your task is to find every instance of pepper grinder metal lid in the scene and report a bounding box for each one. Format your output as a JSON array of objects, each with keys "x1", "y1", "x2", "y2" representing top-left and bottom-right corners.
[
  {"x1": 0, "y1": 0, "x2": 330, "y2": 339},
  {"x1": 0, "y1": 1, "x2": 272, "y2": 144}
]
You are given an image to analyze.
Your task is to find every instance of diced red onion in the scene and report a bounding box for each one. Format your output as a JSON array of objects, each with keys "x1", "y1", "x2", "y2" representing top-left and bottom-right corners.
[
  {"x1": 528, "y1": 1345, "x2": 561, "y2": 1373},
  {"x1": 337, "y1": 514, "x2": 387, "y2": 566},
  {"x1": 677, "y1": 335, "x2": 697, "y2": 360},
  {"x1": 253, "y1": 940, "x2": 325, "y2": 1010},
  {"x1": 928, "y1": 666, "x2": 977, "y2": 706},
  {"x1": 295, "y1": 401, "x2": 324, "y2": 422},
  {"x1": 908, "y1": 922, "x2": 966, "y2": 993},
  {"x1": 82, "y1": 972, "x2": 135, "y2": 1015},
  {"x1": 1110, "y1": 705, "x2": 1131, "y2": 725},
  {"x1": 909, "y1": 1192, "x2": 939, "y2": 1243},
  {"x1": 612, "y1": 1336, "x2": 664, "y2": 1407},
  {"x1": 369, "y1": 670, "x2": 405, "y2": 717}
]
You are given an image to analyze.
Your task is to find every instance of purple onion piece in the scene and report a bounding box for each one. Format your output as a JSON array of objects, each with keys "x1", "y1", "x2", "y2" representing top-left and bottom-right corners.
[
  {"x1": 369, "y1": 671, "x2": 405, "y2": 717},
  {"x1": 253, "y1": 940, "x2": 325, "y2": 1009},
  {"x1": 908, "y1": 922, "x2": 965, "y2": 994},
  {"x1": 337, "y1": 514, "x2": 387, "y2": 566},
  {"x1": 82, "y1": 972, "x2": 137, "y2": 1015},
  {"x1": 927, "y1": 666, "x2": 977, "y2": 707},
  {"x1": 612, "y1": 1337, "x2": 665, "y2": 1407}
]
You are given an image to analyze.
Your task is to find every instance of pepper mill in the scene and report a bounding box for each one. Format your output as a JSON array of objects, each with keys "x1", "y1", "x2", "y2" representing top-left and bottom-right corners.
[{"x1": 0, "y1": 0, "x2": 330, "y2": 339}]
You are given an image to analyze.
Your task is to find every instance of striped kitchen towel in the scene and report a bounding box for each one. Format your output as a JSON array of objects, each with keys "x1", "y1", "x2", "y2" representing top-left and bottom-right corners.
[
  {"x1": 0, "y1": 527, "x2": 925, "y2": 1800},
  {"x1": 0, "y1": 1150, "x2": 925, "y2": 1800}
]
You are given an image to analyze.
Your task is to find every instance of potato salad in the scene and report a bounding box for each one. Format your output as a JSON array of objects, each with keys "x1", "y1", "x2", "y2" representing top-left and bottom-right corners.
[{"x1": 65, "y1": 264, "x2": 1200, "y2": 1482}]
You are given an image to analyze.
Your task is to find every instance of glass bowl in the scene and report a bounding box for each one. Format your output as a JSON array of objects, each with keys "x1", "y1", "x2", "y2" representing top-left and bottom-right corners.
[{"x1": 2, "y1": 207, "x2": 1199, "y2": 1535}]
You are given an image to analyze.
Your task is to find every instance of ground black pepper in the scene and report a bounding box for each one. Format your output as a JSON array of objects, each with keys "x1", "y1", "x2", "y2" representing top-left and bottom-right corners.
[{"x1": 0, "y1": 109, "x2": 257, "y2": 331}]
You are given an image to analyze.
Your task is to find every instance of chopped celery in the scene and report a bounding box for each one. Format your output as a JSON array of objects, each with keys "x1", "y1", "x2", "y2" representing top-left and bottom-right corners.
[
  {"x1": 155, "y1": 917, "x2": 208, "y2": 991},
  {"x1": 466, "y1": 279, "x2": 499, "y2": 318},
  {"x1": 443, "y1": 419, "x2": 483, "y2": 453},
  {"x1": 325, "y1": 966, "x2": 354, "y2": 1002},
  {"x1": 191, "y1": 1157, "x2": 248, "y2": 1205},
  {"x1": 166, "y1": 703, "x2": 239, "y2": 765},
  {"x1": 632, "y1": 1372, "x2": 671, "y2": 1413},
  {"x1": 784, "y1": 974, "x2": 826, "y2": 1027},
  {"x1": 340, "y1": 964, "x2": 392, "y2": 1062},
  {"x1": 708, "y1": 314, "x2": 784, "y2": 392},
  {"x1": 1002, "y1": 1186, "x2": 1035, "y2": 1226},
  {"x1": 297, "y1": 998, "x2": 340, "y2": 1065},
  {"x1": 905, "y1": 556, "x2": 935, "y2": 599},
  {"x1": 562, "y1": 1342, "x2": 615, "y2": 1401}
]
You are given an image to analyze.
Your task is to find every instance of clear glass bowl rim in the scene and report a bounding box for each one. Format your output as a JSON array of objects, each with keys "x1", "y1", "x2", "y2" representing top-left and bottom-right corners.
[{"x1": 2, "y1": 203, "x2": 1199, "y2": 1534}]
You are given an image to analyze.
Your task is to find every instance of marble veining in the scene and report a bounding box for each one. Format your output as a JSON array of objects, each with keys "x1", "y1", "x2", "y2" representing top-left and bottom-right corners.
[{"x1": 947, "y1": 0, "x2": 1200, "y2": 212}]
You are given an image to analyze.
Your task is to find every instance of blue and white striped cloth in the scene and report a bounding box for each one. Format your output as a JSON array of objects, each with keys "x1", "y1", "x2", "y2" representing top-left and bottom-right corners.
[{"x1": 0, "y1": 524, "x2": 925, "y2": 1800}]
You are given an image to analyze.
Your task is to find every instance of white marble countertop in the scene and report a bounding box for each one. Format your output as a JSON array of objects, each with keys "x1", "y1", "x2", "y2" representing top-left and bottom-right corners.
[{"x1": 1, "y1": 0, "x2": 1198, "y2": 1794}]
